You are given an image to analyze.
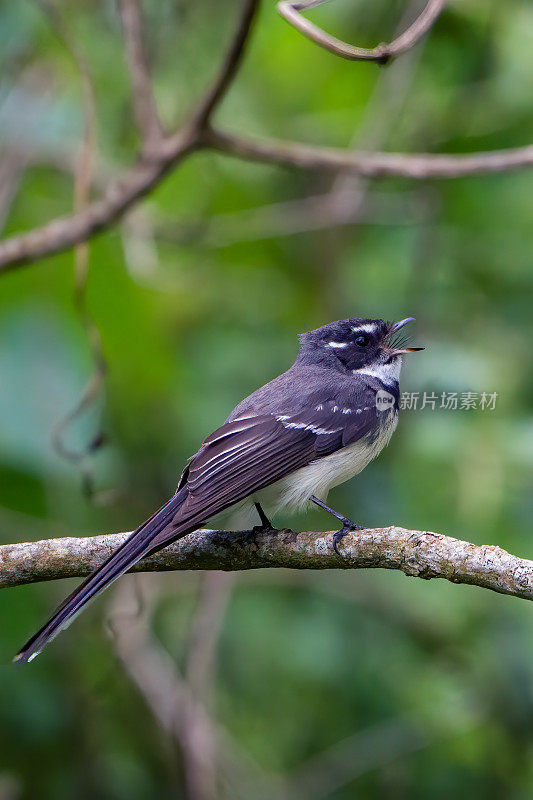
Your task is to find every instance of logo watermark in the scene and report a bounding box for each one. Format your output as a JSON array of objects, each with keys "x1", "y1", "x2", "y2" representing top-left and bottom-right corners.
[{"x1": 375, "y1": 389, "x2": 395, "y2": 411}]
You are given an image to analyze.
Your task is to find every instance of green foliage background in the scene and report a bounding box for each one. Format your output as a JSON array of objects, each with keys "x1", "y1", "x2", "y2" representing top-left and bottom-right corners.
[{"x1": 1, "y1": 0, "x2": 532, "y2": 797}]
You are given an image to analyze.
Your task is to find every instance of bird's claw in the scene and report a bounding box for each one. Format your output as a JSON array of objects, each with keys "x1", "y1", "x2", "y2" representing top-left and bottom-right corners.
[
  {"x1": 332, "y1": 522, "x2": 364, "y2": 556},
  {"x1": 253, "y1": 502, "x2": 274, "y2": 533},
  {"x1": 252, "y1": 522, "x2": 274, "y2": 534}
]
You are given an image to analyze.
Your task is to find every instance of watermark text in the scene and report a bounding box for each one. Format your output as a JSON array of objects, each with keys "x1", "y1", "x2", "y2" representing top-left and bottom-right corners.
[{"x1": 400, "y1": 391, "x2": 498, "y2": 411}]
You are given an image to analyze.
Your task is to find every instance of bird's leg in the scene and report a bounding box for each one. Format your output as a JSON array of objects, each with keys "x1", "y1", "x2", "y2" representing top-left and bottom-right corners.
[
  {"x1": 253, "y1": 502, "x2": 274, "y2": 532},
  {"x1": 310, "y1": 495, "x2": 364, "y2": 556}
]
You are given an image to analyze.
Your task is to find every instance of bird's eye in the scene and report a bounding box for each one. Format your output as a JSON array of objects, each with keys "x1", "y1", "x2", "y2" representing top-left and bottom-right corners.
[{"x1": 355, "y1": 333, "x2": 371, "y2": 347}]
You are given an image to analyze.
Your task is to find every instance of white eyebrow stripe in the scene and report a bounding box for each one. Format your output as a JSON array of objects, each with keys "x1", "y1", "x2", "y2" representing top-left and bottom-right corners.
[
  {"x1": 326, "y1": 341, "x2": 348, "y2": 348},
  {"x1": 351, "y1": 323, "x2": 377, "y2": 334}
]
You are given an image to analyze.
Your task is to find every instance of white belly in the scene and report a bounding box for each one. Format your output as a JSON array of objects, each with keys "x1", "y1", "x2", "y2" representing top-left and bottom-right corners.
[{"x1": 223, "y1": 410, "x2": 398, "y2": 527}]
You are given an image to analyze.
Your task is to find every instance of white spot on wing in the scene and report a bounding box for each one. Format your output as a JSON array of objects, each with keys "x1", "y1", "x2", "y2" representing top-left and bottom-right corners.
[
  {"x1": 274, "y1": 414, "x2": 342, "y2": 436},
  {"x1": 254, "y1": 410, "x2": 399, "y2": 514}
]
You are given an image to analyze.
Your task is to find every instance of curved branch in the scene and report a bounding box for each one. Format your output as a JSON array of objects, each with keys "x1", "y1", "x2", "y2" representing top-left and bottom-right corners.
[
  {"x1": 0, "y1": 131, "x2": 198, "y2": 273},
  {"x1": 0, "y1": 0, "x2": 531, "y2": 274},
  {"x1": 118, "y1": 0, "x2": 164, "y2": 149},
  {"x1": 277, "y1": 0, "x2": 445, "y2": 63},
  {"x1": 206, "y1": 128, "x2": 533, "y2": 179},
  {"x1": 191, "y1": 0, "x2": 260, "y2": 128},
  {"x1": 2, "y1": 526, "x2": 533, "y2": 601},
  {"x1": 0, "y1": 0, "x2": 260, "y2": 274},
  {"x1": 2, "y1": 130, "x2": 532, "y2": 273}
]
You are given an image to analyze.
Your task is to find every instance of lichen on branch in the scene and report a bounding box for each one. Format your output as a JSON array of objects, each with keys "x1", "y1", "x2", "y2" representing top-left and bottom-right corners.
[{"x1": 2, "y1": 526, "x2": 532, "y2": 602}]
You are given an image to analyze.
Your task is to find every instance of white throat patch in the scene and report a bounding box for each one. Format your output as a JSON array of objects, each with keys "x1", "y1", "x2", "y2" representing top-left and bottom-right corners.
[{"x1": 354, "y1": 356, "x2": 402, "y2": 385}]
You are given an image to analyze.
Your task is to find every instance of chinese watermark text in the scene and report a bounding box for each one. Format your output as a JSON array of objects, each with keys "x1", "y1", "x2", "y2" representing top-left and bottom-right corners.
[{"x1": 399, "y1": 391, "x2": 498, "y2": 411}]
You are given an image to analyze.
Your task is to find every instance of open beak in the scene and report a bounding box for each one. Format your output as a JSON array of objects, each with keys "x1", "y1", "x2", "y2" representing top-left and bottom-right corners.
[
  {"x1": 392, "y1": 347, "x2": 425, "y2": 353},
  {"x1": 388, "y1": 317, "x2": 424, "y2": 354}
]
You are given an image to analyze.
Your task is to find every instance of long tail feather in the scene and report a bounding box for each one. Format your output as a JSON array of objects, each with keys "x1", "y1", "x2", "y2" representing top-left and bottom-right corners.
[{"x1": 14, "y1": 490, "x2": 191, "y2": 663}]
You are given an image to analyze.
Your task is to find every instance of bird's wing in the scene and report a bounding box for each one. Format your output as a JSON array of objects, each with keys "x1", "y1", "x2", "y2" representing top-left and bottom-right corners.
[
  {"x1": 179, "y1": 400, "x2": 378, "y2": 522},
  {"x1": 14, "y1": 393, "x2": 380, "y2": 663}
]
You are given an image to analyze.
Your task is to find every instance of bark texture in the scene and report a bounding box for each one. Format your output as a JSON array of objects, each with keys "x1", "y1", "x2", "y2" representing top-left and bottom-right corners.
[{"x1": 2, "y1": 526, "x2": 532, "y2": 601}]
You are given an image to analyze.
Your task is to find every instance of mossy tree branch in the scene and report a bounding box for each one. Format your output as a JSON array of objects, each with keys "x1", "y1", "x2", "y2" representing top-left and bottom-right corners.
[{"x1": 2, "y1": 527, "x2": 533, "y2": 602}]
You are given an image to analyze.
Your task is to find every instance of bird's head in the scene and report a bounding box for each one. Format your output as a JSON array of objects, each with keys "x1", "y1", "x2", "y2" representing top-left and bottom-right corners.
[{"x1": 297, "y1": 317, "x2": 424, "y2": 384}]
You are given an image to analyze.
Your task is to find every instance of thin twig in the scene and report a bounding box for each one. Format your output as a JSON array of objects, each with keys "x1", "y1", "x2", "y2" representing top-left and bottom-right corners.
[
  {"x1": 205, "y1": 128, "x2": 533, "y2": 179},
  {"x1": 186, "y1": 572, "x2": 234, "y2": 702},
  {"x1": 183, "y1": 573, "x2": 234, "y2": 800},
  {"x1": 0, "y1": 150, "x2": 27, "y2": 236},
  {"x1": 0, "y1": 129, "x2": 197, "y2": 273},
  {"x1": 0, "y1": 0, "x2": 531, "y2": 273},
  {"x1": 109, "y1": 579, "x2": 221, "y2": 800},
  {"x1": 118, "y1": 0, "x2": 164, "y2": 150},
  {"x1": 150, "y1": 190, "x2": 421, "y2": 248},
  {"x1": 1, "y1": 131, "x2": 531, "y2": 273},
  {"x1": 38, "y1": 0, "x2": 112, "y2": 503},
  {"x1": 191, "y1": 0, "x2": 261, "y2": 129},
  {"x1": 2, "y1": 526, "x2": 533, "y2": 602},
  {"x1": 0, "y1": 0, "x2": 262, "y2": 274},
  {"x1": 286, "y1": 710, "x2": 475, "y2": 800},
  {"x1": 277, "y1": 0, "x2": 445, "y2": 63},
  {"x1": 170, "y1": 9, "x2": 425, "y2": 249},
  {"x1": 108, "y1": 576, "x2": 277, "y2": 800}
]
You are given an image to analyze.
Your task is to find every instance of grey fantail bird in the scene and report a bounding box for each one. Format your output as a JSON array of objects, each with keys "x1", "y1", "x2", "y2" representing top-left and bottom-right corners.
[{"x1": 15, "y1": 317, "x2": 423, "y2": 663}]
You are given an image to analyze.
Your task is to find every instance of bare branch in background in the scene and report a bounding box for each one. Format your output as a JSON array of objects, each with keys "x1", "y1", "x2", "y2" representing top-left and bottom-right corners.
[
  {"x1": 2, "y1": 526, "x2": 533, "y2": 602},
  {"x1": 191, "y1": 0, "x2": 260, "y2": 129},
  {"x1": 107, "y1": 571, "x2": 474, "y2": 800},
  {"x1": 37, "y1": 0, "x2": 113, "y2": 503},
  {"x1": 324, "y1": 1, "x2": 426, "y2": 212},
  {"x1": 118, "y1": 0, "x2": 164, "y2": 150},
  {"x1": 173, "y1": 4, "x2": 426, "y2": 250},
  {"x1": 0, "y1": 0, "x2": 531, "y2": 273},
  {"x1": 150, "y1": 191, "x2": 422, "y2": 248},
  {"x1": 2, "y1": 131, "x2": 532, "y2": 274},
  {"x1": 108, "y1": 576, "x2": 278, "y2": 800},
  {"x1": 186, "y1": 573, "x2": 234, "y2": 704},
  {"x1": 277, "y1": 0, "x2": 445, "y2": 63},
  {"x1": 0, "y1": 63, "x2": 59, "y2": 235},
  {"x1": 0, "y1": 131, "x2": 196, "y2": 273},
  {"x1": 109, "y1": 579, "x2": 222, "y2": 800},
  {"x1": 288, "y1": 718, "x2": 428, "y2": 800},
  {"x1": 205, "y1": 129, "x2": 533, "y2": 179},
  {"x1": 243, "y1": 2, "x2": 427, "y2": 248},
  {"x1": 0, "y1": 0, "x2": 261, "y2": 274},
  {"x1": 182, "y1": 573, "x2": 234, "y2": 800},
  {"x1": 0, "y1": 150, "x2": 27, "y2": 236}
]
